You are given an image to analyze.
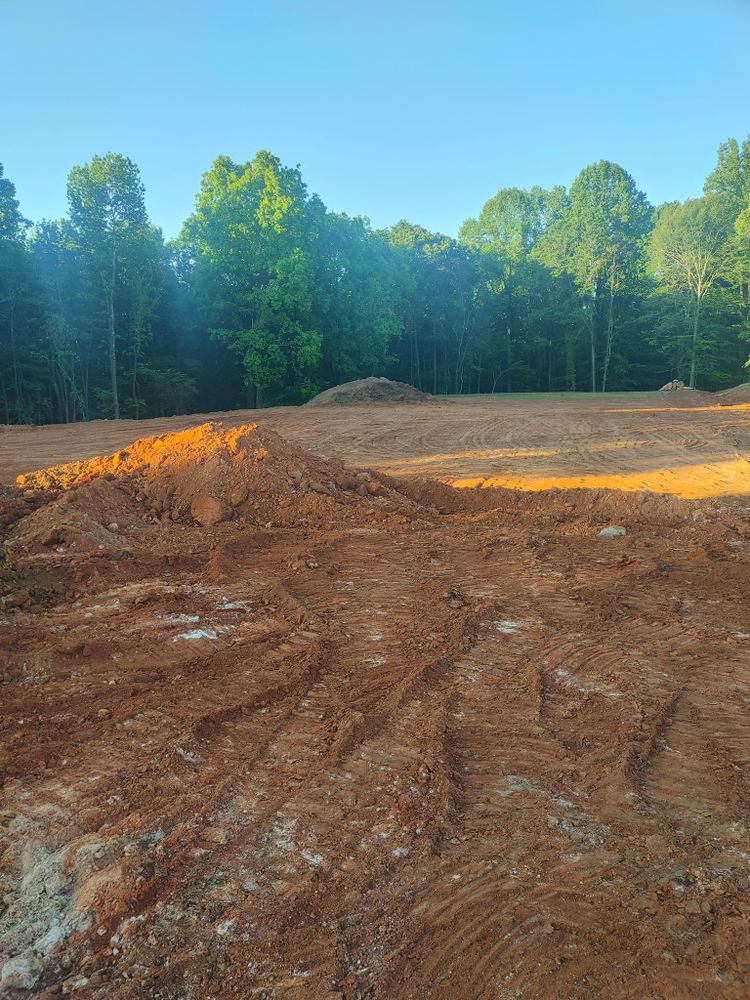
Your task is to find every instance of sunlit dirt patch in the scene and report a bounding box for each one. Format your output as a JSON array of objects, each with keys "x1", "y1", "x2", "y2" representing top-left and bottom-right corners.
[{"x1": 444, "y1": 457, "x2": 750, "y2": 499}]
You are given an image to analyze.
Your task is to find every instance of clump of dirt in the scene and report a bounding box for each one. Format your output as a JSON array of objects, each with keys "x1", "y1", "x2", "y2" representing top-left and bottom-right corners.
[
  {"x1": 717, "y1": 382, "x2": 750, "y2": 404},
  {"x1": 306, "y1": 377, "x2": 434, "y2": 406}
]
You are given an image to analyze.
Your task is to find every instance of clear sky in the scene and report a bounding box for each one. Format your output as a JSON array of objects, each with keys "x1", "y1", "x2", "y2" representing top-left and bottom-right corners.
[{"x1": 3, "y1": 0, "x2": 749, "y2": 240}]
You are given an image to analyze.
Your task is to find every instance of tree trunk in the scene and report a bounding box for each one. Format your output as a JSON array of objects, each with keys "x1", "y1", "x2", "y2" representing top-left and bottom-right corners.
[
  {"x1": 602, "y1": 282, "x2": 615, "y2": 392},
  {"x1": 104, "y1": 239, "x2": 120, "y2": 419},
  {"x1": 505, "y1": 274, "x2": 513, "y2": 392},
  {"x1": 107, "y1": 288, "x2": 119, "y2": 418},
  {"x1": 589, "y1": 305, "x2": 597, "y2": 393},
  {"x1": 506, "y1": 323, "x2": 512, "y2": 392},
  {"x1": 689, "y1": 295, "x2": 701, "y2": 389}
]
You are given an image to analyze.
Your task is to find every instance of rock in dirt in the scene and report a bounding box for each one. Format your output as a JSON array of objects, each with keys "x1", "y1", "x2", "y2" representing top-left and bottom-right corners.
[
  {"x1": 598, "y1": 525, "x2": 627, "y2": 538},
  {"x1": 1, "y1": 954, "x2": 43, "y2": 990},
  {"x1": 2, "y1": 589, "x2": 30, "y2": 608},
  {"x1": 190, "y1": 495, "x2": 231, "y2": 526}
]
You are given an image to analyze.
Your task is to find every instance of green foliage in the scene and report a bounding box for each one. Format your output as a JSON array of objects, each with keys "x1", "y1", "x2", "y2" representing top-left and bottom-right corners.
[
  {"x1": 2, "y1": 137, "x2": 750, "y2": 424},
  {"x1": 649, "y1": 195, "x2": 736, "y2": 385}
]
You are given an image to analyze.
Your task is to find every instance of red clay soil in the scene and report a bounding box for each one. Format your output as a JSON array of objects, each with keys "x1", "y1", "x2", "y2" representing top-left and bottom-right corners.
[{"x1": 2, "y1": 404, "x2": 750, "y2": 998}]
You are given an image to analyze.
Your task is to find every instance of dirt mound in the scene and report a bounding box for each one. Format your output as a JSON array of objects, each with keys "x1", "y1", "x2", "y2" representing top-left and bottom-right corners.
[
  {"x1": 6, "y1": 422, "x2": 411, "y2": 570},
  {"x1": 717, "y1": 381, "x2": 750, "y2": 404},
  {"x1": 306, "y1": 377, "x2": 433, "y2": 406},
  {"x1": 656, "y1": 385, "x2": 716, "y2": 406}
]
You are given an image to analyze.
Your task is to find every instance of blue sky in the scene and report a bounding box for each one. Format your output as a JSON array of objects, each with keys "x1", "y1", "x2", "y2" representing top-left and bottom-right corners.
[{"x1": 3, "y1": 0, "x2": 749, "y2": 239}]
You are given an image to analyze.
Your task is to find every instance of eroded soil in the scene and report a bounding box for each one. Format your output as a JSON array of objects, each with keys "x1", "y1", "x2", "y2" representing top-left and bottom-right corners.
[{"x1": 1, "y1": 399, "x2": 750, "y2": 999}]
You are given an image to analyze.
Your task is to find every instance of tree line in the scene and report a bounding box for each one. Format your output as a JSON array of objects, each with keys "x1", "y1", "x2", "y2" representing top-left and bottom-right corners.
[{"x1": 1, "y1": 138, "x2": 749, "y2": 423}]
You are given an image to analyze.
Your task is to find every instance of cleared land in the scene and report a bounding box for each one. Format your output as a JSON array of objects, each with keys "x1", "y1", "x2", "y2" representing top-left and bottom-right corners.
[{"x1": 1, "y1": 393, "x2": 750, "y2": 998}]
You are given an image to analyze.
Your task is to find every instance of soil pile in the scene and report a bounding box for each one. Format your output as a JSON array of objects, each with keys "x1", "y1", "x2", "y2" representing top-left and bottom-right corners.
[
  {"x1": 13, "y1": 420, "x2": 395, "y2": 520},
  {"x1": 656, "y1": 385, "x2": 716, "y2": 406},
  {"x1": 306, "y1": 377, "x2": 434, "y2": 406},
  {"x1": 717, "y1": 381, "x2": 750, "y2": 404},
  {"x1": 5, "y1": 422, "x2": 410, "y2": 576}
]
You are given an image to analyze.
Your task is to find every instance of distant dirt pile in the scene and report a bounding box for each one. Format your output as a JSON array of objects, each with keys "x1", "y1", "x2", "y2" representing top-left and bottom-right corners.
[
  {"x1": 656, "y1": 385, "x2": 716, "y2": 406},
  {"x1": 717, "y1": 382, "x2": 750, "y2": 405},
  {"x1": 306, "y1": 377, "x2": 433, "y2": 406}
]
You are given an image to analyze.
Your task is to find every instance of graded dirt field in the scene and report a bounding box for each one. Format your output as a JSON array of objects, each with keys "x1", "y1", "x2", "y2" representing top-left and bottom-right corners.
[
  {"x1": 3, "y1": 392, "x2": 750, "y2": 498},
  {"x1": 2, "y1": 394, "x2": 750, "y2": 999}
]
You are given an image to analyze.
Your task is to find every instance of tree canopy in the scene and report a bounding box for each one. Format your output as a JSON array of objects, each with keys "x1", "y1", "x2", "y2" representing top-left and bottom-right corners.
[{"x1": 1, "y1": 135, "x2": 749, "y2": 424}]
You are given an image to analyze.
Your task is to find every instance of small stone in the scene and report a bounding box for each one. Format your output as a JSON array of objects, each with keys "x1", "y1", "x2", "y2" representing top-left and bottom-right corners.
[
  {"x1": 230, "y1": 486, "x2": 249, "y2": 507},
  {"x1": 107, "y1": 522, "x2": 119, "y2": 532},
  {"x1": 40, "y1": 528, "x2": 65, "y2": 546},
  {"x1": 598, "y1": 525, "x2": 626, "y2": 538},
  {"x1": 190, "y1": 495, "x2": 231, "y2": 527},
  {"x1": 334, "y1": 475, "x2": 356, "y2": 491},
  {"x1": 3, "y1": 590, "x2": 30, "y2": 609},
  {"x1": 1, "y1": 955, "x2": 44, "y2": 990},
  {"x1": 307, "y1": 480, "x2": 330, "y2": 495}
]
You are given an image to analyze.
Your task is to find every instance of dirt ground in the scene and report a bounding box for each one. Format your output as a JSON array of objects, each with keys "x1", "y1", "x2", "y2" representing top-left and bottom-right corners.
[
  {"x1": 3, "y1": 393, "x2": 750, "y2": 498},
  {"x1": 2, "y1": 395, "x2": 750, "y2": 999}
]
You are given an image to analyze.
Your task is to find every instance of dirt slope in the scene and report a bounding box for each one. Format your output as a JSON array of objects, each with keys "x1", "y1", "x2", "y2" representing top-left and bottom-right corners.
[
  {"x1": 717, "y1": 382, "x2": 750, "y2": 405},
  {"x1": 2, "y1": 418, "x2": 750, "y2": 997}
]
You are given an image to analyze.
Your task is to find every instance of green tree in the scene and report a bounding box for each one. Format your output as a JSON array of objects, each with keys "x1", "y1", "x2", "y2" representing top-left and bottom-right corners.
[
  {"x1": 459, "y1": 187, "x2": 545, "y2": 390},
  {"x1": 704, "y1": 137, "x2": 750, "y2": 204},
  {"x1": 649, "y1": 196, "x2": 735, "y2": 387},
  {"x1": 539, "y1": 162, "x2": 650, "y2": 391},
  {"x1": 179, "y1": 151, "x2": 323, "y2": 405},
  {"x1": 67, "y1": 153, "x2": 151, "y2": 418}
]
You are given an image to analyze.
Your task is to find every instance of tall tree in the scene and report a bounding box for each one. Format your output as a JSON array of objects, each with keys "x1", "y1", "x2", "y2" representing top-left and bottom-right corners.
[
  {"x1": 0, "y1": 163, "x2": 34, "y2": 421},
  {"x1": 459, "y1": 187, "x2": 545, "y2": 390},
  {"x1": 67, "y1": 153, "x2": 150, "y2": 418},
  {"x1": 543, "y1": 162, "x2": 650, "y2": 391},
  {"x1": 649, "y1": 196, "x2": 735, "y2": 387},
  {"x1": 704, "y1": 137, "x2": 750, "y2": 204},
  {"x1": 179, "y1": 151, "x2": 323, "y2": 406}
]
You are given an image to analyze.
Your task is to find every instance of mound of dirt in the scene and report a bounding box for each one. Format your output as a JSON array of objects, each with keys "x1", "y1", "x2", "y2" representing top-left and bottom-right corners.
[
  {"x1": 305, "y1": 377, "x2": 434, "y2": 406},
  {"x1": 656, "y1": 385, "x2": 716, "y2": 406},
  {"x1": 717, "y1": 382, "x2": 750, "y2": 405},
  {"x1": 7, "y1": 422, "x2": 408, "y2": 565}
]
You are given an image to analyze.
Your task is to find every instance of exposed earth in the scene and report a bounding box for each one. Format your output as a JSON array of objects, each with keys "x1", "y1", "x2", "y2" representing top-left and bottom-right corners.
[
  {"x1": 304, "y1": 378, "x2": 434, "y2": 407},
  {"x1": 2, "y1": 392, "x2": 750, "y2": 999}
]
